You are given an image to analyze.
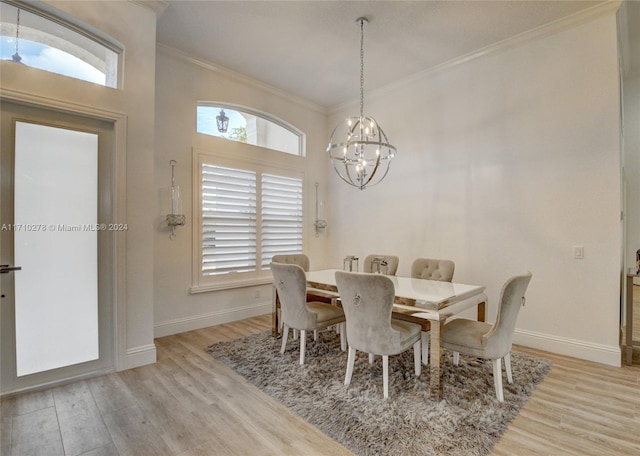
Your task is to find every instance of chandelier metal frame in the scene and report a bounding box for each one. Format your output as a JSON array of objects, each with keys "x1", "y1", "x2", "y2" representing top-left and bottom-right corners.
[{"x1": 327, "y1": 17, "x2": 396, "y2": 190}]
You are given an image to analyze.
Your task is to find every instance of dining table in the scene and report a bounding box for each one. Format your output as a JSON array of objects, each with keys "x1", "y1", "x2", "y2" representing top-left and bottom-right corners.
[{"x1": 271, "y1": 269, "x2": 487, "y2": 400}]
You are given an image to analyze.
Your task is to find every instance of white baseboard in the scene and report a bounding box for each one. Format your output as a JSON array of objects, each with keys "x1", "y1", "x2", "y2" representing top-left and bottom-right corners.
[
  {"x1": 154, "y1": 301, "x2": 272, "y2": 338},
  {"x1": 513, "y1": 328, "x2": 621, "y2": 367},
  {"x1": 122, "y1": 343, "x2": 157, "y2": 370}
]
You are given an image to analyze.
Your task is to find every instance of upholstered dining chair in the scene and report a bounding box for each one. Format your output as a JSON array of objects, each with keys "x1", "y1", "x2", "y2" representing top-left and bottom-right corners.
[
  {"x1": 363, "y1": 254, "x2": 399, "y2": 275},
  {"x1": 406, "y1": 258, "x2": 455, "y2": 364},
  {"x1": 335, "y1": 271, "x2": 421, "y2": 399},
  {"x1": 271, "y1": 262, "x2": 346, "y2": 365},
  {"x1": 411, "y1": 258, "x2": 455, "y2": 282},
  {"x1": 271, "y1": 253, "x2": 339, "y2": 337},
  {"x1": 441, "y1": 272, "x2": 532, "y2": 402}
]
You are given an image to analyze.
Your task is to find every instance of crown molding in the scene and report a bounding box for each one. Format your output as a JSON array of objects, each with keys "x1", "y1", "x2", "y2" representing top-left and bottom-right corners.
[
  {"x1": 129, "y1": 0, "x2": 169, "y2": 16},
  {"x1": 157, "y1": 43, "x2": 328, "y2": 115},
  {"x1": 330, "y1": 0, "x2": 623, "y2": 115}
]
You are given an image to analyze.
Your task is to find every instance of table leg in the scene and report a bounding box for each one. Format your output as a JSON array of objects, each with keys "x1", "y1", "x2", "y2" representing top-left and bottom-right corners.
[
  {"x1": 477, "y1": 301, "x2": 486, "y2": 322},
  {"x1": 429, "y1": 319, "x2": 445, "y2": 401}
]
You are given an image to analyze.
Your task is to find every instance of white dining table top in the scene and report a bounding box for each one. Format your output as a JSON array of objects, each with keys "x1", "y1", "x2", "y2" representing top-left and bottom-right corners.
[{"x1": 306, "y1": 269, "x2": 485, "y2": 311}]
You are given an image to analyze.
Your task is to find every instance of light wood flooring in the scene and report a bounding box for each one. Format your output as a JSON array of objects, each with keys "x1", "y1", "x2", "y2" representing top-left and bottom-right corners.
[{"x1": 1, "y1": 314, "x2": 639, "y2": 456}]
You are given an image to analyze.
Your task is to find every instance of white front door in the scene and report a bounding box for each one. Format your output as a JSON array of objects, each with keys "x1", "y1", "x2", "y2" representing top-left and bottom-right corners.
[{"x1": 0, "y1": 100, "x2": 115, "y2": 395}]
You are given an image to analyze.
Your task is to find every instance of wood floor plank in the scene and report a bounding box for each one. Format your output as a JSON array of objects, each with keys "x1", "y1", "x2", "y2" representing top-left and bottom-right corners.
[
  {"x1": 101, "y1": 404, "x2": 172, "y2": 456},
  {"x1": 157, "y1": 331, "x2": 352, "y2": 455},
  {"x1": 87, "y1": 372, "x2": 139, "y2": 415},
  {"x1": 2, "y1": 315, "x2": 639, "y2": 456},
  {"x1": 494, "y1": 424, "x2": 587, "y2": 456},
  {"x1": 116, "y1": 368, "x2": 200, "y2": 454},
  {"x1": 492, "y1": 345, "x2": 640, "y2": 455},
  {"x1": 77, "y1": 442, "x2": 120, "y2": 456},
  {"x1": 11, "y1": 407, "x2": 64, "y2": 456},
  {"x1": 3, "y1": 389, "x2": 54, "y2": 416},
  {"x1": 201, "y1": 359, "x2": 353, "y2": 455},
  {"x1": 1, "y1": 405, "x2": 12, "y2": 456},
  {"x1": 53, "y1": 381, "x2": 113, "y2": 456}
]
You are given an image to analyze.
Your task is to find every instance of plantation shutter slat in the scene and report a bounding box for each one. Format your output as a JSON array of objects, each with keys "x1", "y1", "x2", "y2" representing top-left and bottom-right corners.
[
  {"x1": 261, "y1": 173, "x2": 303, "y2": 268},
  {"x1": 201, "y1": 164, "x2": 257, "y2": 276}
]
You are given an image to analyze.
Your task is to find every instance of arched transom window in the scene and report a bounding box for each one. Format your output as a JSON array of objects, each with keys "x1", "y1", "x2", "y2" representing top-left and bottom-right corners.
[
  {"x1": 197, "y1": 103, "x2": 305, "y2": 157},
  {"x1": 0, "y1": 1, "x2": 121, "y2": 88}
]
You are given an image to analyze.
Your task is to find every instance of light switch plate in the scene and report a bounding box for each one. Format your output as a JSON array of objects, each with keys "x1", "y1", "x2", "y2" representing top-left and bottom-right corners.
[{"x1": 573, "y1": 246, "x2": 584, "y2": 259}]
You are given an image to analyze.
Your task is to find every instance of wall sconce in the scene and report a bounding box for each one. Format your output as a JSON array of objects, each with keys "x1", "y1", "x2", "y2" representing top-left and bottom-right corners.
[
  {"x1": 313, "y1": 182, "x2": 327, "y2": 237},
  {"x1": 166, "y1": 160, "x2": 186, "y2": 240}
]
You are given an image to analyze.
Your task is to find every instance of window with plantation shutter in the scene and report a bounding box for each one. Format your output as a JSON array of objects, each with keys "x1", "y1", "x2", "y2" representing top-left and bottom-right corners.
[
  {"x1": 261, "y1": 174, "x2": 303, "y2": 269},
  {"x1": 192, "y1": 104, "x2": 306, "y2": 292},
  {"x1": 201, "y1": 164, "x2": 257, "y2": 277},
  {"x1": 194, "y1": 153, "x2": 305, "y2": 290}
]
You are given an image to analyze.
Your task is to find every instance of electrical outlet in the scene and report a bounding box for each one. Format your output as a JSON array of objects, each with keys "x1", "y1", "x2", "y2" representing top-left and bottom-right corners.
[{"x1": 573, "y1": 246, "x2": 584, "y2": 259}]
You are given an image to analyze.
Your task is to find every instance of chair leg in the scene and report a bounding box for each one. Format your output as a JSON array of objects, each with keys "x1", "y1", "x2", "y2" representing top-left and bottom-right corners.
[
  {"x1": 293, "y1": 329, "x2": 298, "y2": 340},
  {"x1": 492, "y1": 358, "x2": 504, "y2": 402},
  {"x1": 345, "y1": 347, "x2": 356, "y2": 386},
  {"x1": 339, "y1": 323, "x2": 346, "y2": 351},
  {"x1": 383, "y1": 355, "x2": 389, "y2": 399},
  {"x1": 299, "y1": 330, "x2": 306, "y2": 365},
  {"x1": 413, "y1": 340, "x2": 422, "y2": 377},
  {"x1": 421, "y1": 331, "x2": 429, "y2": 366},
  {"x1": 453, "y1": 352, "x2": 460, "y2": 365},
  {"x1": 504, "y1": 352, "x2": 513, "y2": 384},
  {"x1": 369, "y1": 353, "x2": 374, "y2": 364},
  {"x1": 280, "y1": 325, "x2": 289, "y2": 354},
  {"x1": 314, "y1": 330, "x2": 318, "y2": 341}
]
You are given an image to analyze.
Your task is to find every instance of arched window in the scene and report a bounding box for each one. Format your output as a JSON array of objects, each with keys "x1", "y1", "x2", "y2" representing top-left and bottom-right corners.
[
  {"x1": 0, "y1": 1, "x2": 121, "y2": 88},
  {"x1": 197, "y1": 103, "x2": 305, "y2": 157},
  {"x1": 192, "y1": 103, "x2": 307, "y2": 291}
]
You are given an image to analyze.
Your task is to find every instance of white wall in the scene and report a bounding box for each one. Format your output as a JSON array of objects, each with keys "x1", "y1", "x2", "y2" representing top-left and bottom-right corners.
[
  {"x1": 153, "y1": 48, "x2": 331, "y2": 336},
  {"x1": 327, "y1": 13, "x2": 623, "y2": 365},
  {"x1": 0, "y1": 0, "x2": 159, "y2": 369}
]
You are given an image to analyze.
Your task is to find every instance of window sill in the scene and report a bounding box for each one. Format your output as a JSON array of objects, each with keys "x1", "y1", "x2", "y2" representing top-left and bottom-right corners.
[{"x1": 190, "y1": 277, "x2": 273, "y2": 294}]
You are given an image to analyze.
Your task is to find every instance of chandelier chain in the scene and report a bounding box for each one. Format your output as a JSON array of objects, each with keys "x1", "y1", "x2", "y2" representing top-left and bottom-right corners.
[
  {"x1": 15, "y1": 9, "x2": 20, "y2": 55},
  {"x1": 359, "y1": 18, "x2": 364, "y2": 118}
]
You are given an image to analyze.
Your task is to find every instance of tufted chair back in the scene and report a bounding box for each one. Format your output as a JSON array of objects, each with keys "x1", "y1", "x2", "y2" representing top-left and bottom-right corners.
[
  {"x1": 411, "y1": 258, "x2": 455, "y2": 282},
  {"x1": 271, "y1": 253, "x2": 310, "y2": 272},
  {"x1": 271, "y1": 262, "x2": 317, "y2": 330},
  {"x1": 335, "y1": 271, "x2": 402, "y2": 355}
]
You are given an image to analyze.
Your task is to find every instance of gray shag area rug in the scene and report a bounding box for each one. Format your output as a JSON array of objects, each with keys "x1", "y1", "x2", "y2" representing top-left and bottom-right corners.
[{"x1": 206, "y1": 330, "x2": 551, "y2": 456}]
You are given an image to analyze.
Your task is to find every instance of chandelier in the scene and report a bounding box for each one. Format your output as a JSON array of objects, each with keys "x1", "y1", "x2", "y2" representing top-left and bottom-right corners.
[{"x1": 327, "y1": 17, "x2": 396, "y2": 190}]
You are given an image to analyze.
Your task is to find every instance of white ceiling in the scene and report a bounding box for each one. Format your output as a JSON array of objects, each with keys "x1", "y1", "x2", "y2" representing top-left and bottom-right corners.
[{"x1": 156, "y1": 1, "x2": 622, "y2": 110}]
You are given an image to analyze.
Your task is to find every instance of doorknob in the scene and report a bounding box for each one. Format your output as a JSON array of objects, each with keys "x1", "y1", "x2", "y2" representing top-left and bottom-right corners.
[{"x1": 0, "y1": 265, "x2": 22, "y2": 273}]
